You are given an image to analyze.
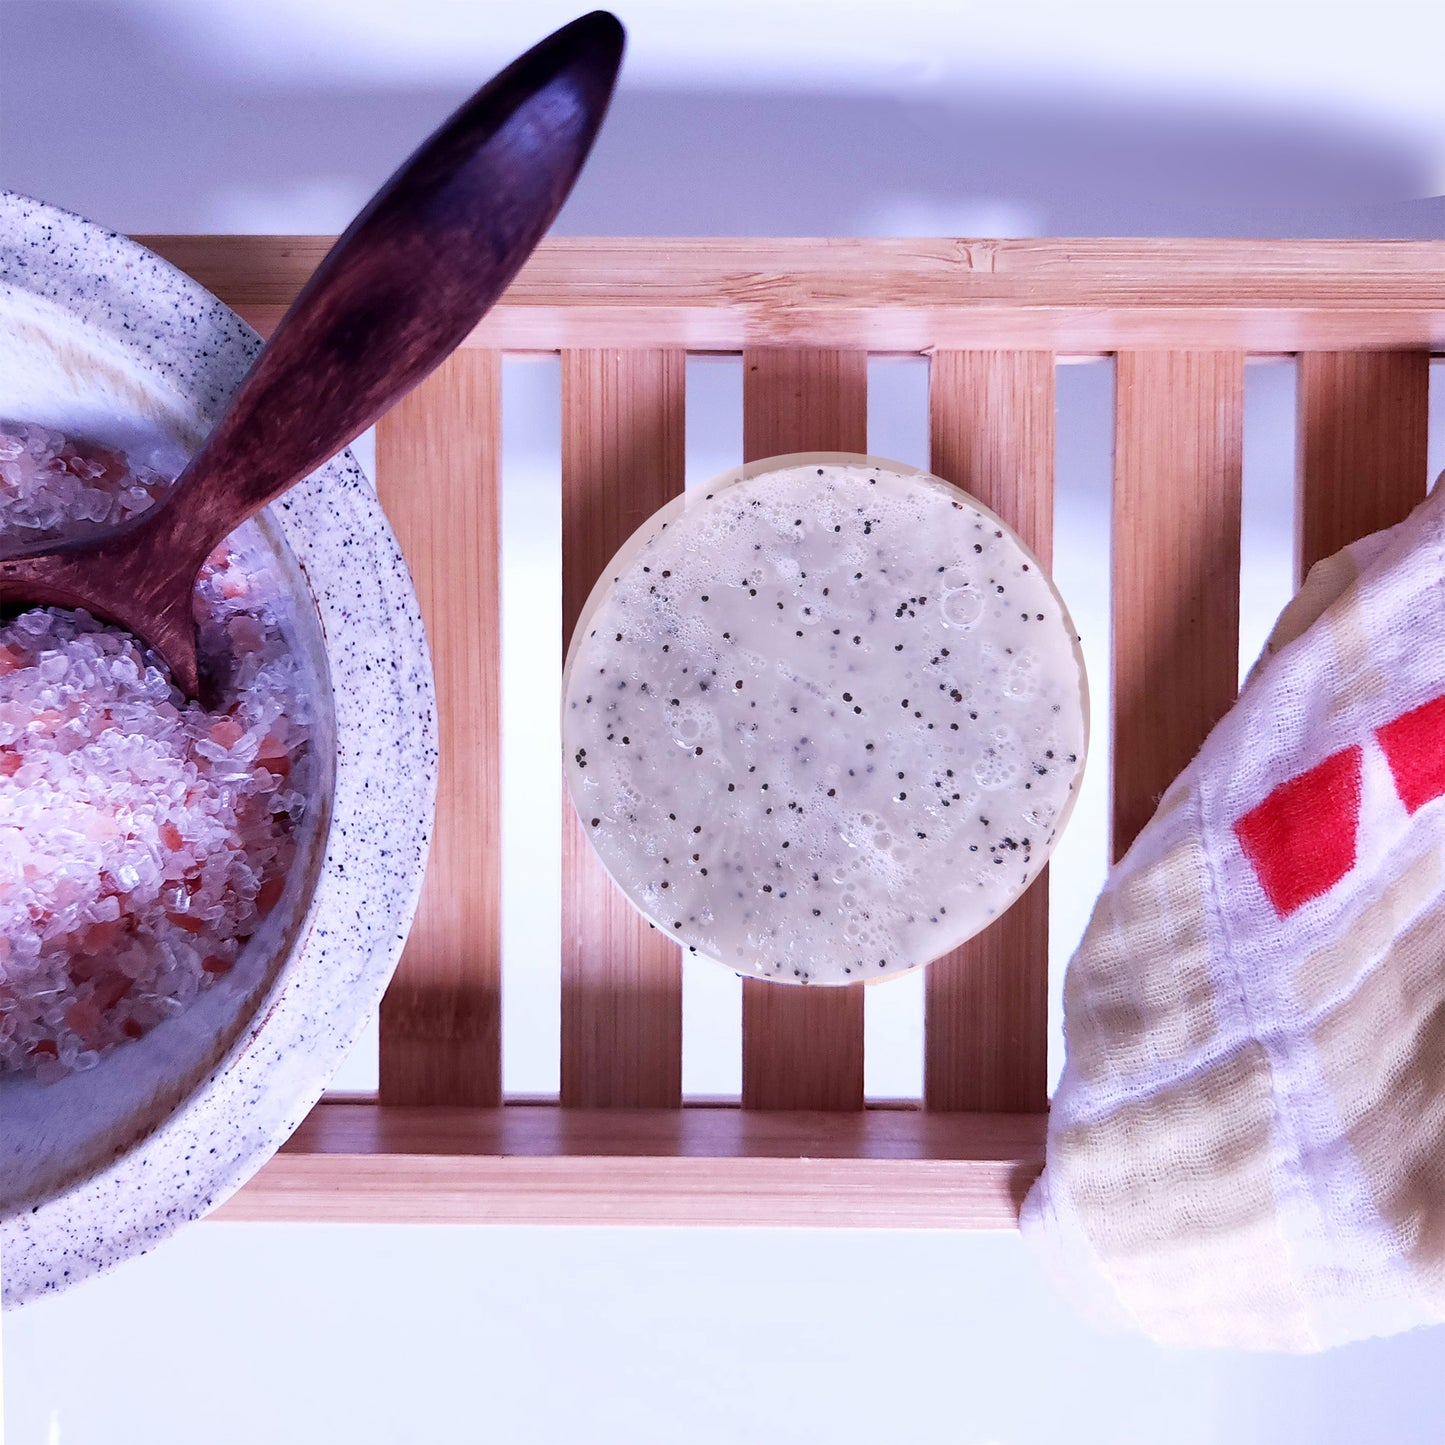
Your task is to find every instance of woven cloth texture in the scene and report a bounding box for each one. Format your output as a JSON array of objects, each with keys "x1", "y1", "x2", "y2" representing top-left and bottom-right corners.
[{"x1": 1023, "y1": 480, "x2": 1445, "y2": 1352}]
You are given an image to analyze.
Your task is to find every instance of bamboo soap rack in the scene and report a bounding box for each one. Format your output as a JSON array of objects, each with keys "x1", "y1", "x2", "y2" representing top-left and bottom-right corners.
[{"x1": 139, "y1": 235, "x2": 1443, "y2": 1229}]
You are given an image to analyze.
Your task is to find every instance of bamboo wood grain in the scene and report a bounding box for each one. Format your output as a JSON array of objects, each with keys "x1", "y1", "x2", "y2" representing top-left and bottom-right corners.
[
  {"x1": 1112, "y1": 352, "x2": 1245, "y2": 860},
  {"x1": 128, "y1": 235, "x2": 1445, "y2": 1227},
  {"x1": 1296, "y1": 352, "x2": 1430, "y2": 582},
  {"x1": 215, "y1": 1102, "x2": 1045, "y2": 1228},
  {"x1": 740, "y1": 349, "x2": 868, "y2": 1111},
  {"x1": 925, "y1": 353, "x2": 1054, "y2": 1113},
  {"x1": 142, "y1": 236, "x2": 1445, "y2": 353},
  {"x1": 561, "y1": 350, "x2": 686, "y2": 1106},
  {"x1": 376, "y1": 351, "x2": 502, "y2": 1105}
]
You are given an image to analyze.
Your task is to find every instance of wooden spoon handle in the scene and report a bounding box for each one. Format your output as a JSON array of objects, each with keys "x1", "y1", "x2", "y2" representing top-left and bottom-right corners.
[{"x1": 156, "y1": 10, "x2": 623, "y2": 571}]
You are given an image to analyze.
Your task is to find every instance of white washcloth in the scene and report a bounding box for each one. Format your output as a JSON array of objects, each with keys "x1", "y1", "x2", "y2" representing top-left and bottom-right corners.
[{"x1": 1023, "y1": 479, "x2": 1445, "y2": 1352}]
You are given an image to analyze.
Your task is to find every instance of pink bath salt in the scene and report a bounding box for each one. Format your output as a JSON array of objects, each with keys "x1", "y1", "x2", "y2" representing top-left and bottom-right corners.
[
  {"x1": 249, "y1": 766, "x2": 280, "y2": 793},
  {"x1": 69, "y1": 443, "x2": 127, "y2": 484},
  {"x1": 81, "y1": 811, "x2": 120, "y2": 843},
  {"x1": 78, "y1": 919, "x2": 123, "y2": 954},
  {"x1": 208, "y1": 717, "x2": 245, "y2": 748},
  {"x1": 255, "y1": 730, "x2": 290, "y2": 761},
  {"x1": 255, "y1": 732, "x2": 293, "y2": 780},
  {"x1": 91, "y1": 971, "x2": 134, "y2": 1010},
  {"x1": 63, "y1": 999, "x2": 105, "y2": 1047},
  {"x1": 227, "y1": 615, "x2": 268, "y2": 656},
  {"x1": 0, "y1": 421, "x2": 318, "y2": 1083},
  {"x1": 254, "y1": 874, "x2": 286, "y2": 914},
  {"x1": 0, "y1": 422, "x2": 164, "y2": 541},
  {"x1": 67, "y1": 953, "x2": 100, "y2": 983}
]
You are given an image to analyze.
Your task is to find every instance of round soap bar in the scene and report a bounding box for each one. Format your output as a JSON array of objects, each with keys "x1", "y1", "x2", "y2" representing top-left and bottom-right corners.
[{"x1": 562, "y1": 453, "x2": 1088, "y2": 984}]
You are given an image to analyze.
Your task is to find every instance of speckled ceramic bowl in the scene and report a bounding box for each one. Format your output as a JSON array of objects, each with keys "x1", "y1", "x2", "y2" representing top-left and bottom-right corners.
[{"x1": 0, "y1": 192, "x2": 437, "y2": 1306}]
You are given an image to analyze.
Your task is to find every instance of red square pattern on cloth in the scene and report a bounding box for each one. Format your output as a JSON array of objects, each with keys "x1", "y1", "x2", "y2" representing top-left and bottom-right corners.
[
  {"x1": 1376, "y1": 694, "x2": 1445, "y2": 815},
  {"x1": 1234, "y1": 745, "x2": 1363, "y2": 918}
]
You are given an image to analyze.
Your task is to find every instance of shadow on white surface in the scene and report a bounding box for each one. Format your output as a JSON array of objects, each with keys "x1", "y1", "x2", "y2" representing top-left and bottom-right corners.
[{"x1": 8, "y1": 1220, "x2": 1445, "y2": 1445}]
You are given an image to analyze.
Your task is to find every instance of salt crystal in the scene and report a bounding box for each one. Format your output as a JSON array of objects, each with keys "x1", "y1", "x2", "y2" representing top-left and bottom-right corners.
[{"x1": 0, "y1": 421, "x2": 317, "y2": 1081}]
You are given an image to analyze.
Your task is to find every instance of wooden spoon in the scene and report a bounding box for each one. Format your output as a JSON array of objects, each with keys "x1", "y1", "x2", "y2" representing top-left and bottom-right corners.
[{"x1": 0, "y1": 11, "x2": 624, "y2": 698}]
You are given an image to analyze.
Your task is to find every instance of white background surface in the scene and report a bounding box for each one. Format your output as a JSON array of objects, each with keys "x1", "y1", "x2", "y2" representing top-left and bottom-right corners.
[{"x1": 7, "y1": 1, "x2": 1445, "y2": 1440}]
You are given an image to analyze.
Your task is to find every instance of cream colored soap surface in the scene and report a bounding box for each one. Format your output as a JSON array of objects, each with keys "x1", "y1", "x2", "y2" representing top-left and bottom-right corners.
[{"x1": 563, "y1": 454, "x2": 1087, "y2": 984}]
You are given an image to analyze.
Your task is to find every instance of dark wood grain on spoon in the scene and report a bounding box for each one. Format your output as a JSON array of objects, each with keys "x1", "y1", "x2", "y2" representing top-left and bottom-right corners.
[{"x1": 0, "y1": 11, "x2": 624, "y2": 697}]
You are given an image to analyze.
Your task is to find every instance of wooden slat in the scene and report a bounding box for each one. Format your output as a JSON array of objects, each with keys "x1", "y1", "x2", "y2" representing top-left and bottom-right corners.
[
  {"x1": 925, "y1": 353, "x2": 1055, "y2": 1113},
  {"x1": 740, "y1": 348, "x2": 867, "y2": 1111},
  {"x1": 144, "y1": 235, "x2": 1445, "y2": 353},
  {"x1": 216, "y1": 1101, "x2": 1045, "y2": 1229},
  {"x1": 1297, "y1": 351, "x2": 1430, "y2": 582},
  {"x1": 561, "y1": 350, "x2": 686, "y2": 1106},
  {"x1": 1112, "y1": 352, "x2": 1245, "y2": 860},
  {"x1": 376, "y1": 351, "x2": 502, "y2": 1105}
]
